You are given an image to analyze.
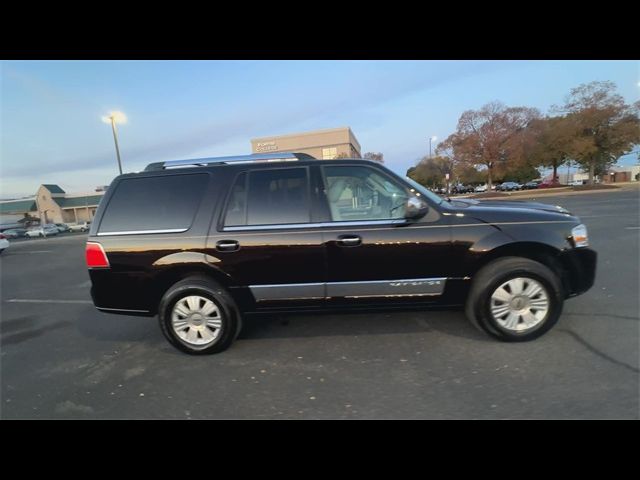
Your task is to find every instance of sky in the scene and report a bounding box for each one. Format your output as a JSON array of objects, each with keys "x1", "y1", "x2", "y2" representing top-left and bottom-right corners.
[{"x1": 1, "y1": 60, "x2": 638, "y2": 199}]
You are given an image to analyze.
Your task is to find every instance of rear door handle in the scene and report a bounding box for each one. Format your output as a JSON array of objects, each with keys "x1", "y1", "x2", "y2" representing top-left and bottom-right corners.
[
  {"x1": 216, "y1": 240, "x2": 240, "y2": 252},
  {"x1": 337, "y1": 235, "x2": 362, "y2": 247}
]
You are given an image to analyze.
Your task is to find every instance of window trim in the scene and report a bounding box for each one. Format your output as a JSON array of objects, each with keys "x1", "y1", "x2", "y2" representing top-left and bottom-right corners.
[
  {"x1": 222, "y1": 219, "x2": 407, "y2": 232},
  {"x1": 218, "y1": 166, "x2": 313, "y2": 231},
  {"x1": 319, "y1": 163, "x2": 413, "y2": 224}
]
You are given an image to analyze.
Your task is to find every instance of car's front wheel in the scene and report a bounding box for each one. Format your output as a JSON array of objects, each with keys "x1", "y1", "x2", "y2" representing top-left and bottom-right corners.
[
  {"x1": 465, "y1": 256, "x2": 564, "y2": 341},
  {"x1": 158, "y1": 276, "x2": 242, "y2": 354}
]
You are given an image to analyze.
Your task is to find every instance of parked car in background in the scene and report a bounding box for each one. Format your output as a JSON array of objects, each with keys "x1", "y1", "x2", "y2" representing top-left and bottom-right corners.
[
  {"x1": 2, "y1": 228, "x2": 27, "y2": 238},
  {"x1": 43, "y1": 223, "x2": 63, "y2": 233},
  {"x1": 568, "y1": 180, "x2": 585, "y2": 186},
  {"x1": 523, "y1": 181, "x2": 540, "y2": 190},
  {"x1": 25, "y1": 226, "x2": 59, "y2": 238},
  {"x1": 496, "y1": 181, "x2": 521, "y2": 192},
  {"x1": 538, "y1": 179, "x2": 562, "y2": 189},
  {"x1": 474, "y1": 184, "x2": 488, "y2": 193},
  {"x1": 0, "y1": 233, "x2": 10, "y2": 254},
  {"x1": 69, "y1": 221, "x2": 91, "y2": 232},
  {"x1": 55, "y1": 223, "x2": 71, "y2": 232},
  {"x1": 451, "y1": 184, "x2": 474, "y2": 194}
]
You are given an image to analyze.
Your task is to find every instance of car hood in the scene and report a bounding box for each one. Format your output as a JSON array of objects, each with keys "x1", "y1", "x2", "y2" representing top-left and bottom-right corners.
[{"x1": 449, "y1": 198, "x2": 572, "y2": 216}]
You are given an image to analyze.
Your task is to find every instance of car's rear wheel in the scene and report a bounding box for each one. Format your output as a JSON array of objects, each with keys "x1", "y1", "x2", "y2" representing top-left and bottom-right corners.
[
  {"x1": 158, "y1": 276, "x2": 241, "y2": 354},
  {"x1": 465, "y1": 256, "x2": 564, "y2": 341}
]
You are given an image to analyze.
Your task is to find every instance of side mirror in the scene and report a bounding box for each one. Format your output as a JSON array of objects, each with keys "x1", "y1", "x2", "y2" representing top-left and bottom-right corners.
[{"x1": 404, "y1": 195, "x2": 429, "y2": 220}]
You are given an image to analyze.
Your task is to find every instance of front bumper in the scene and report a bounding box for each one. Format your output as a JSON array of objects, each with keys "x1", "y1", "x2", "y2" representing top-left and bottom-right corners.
[{"x1": 558, "y1": 247, "x2": 597, "y2": 298}]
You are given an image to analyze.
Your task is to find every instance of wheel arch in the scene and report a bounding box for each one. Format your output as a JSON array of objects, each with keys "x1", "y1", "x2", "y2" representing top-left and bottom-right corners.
[
  {"x1": 151, "y1": 263, "x2": 235, "y2": 315},
  {"x1": 473, "y1": 242, "x2": 570, "y2": 295}
]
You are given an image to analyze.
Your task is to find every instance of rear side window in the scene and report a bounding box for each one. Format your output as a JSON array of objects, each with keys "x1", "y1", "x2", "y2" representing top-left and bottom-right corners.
[
  {"x1": 223, "y1": 168, "x2": 310, "y2": 227},
  {"x1": 98, "y1": 174, "x2": 208, "y2": 233}
]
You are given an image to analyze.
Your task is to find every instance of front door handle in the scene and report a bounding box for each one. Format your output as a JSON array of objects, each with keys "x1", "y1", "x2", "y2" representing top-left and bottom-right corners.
[
  {"x1": 337, "y1": 235, "x2": 362, "y2": 247},
  {"x1": 216, "y1": 240, "x2": 240, "y2": 252}
]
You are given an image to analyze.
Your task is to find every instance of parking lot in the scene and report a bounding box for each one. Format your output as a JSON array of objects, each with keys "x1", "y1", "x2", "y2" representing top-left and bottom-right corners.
[{"x1": 1, "y1": 187, "x2": 638, "y2": 419}]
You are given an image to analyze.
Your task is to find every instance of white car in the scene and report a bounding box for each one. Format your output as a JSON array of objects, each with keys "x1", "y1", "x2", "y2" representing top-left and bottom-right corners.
[
  {"x1": 0, "y1": 233, "x2": 10, "y2": 254},
  {"x1": 569, "y1": 180, "x2": 584, "y2": 186},
  {"x1": 25, "y1": 226, "x2": 59, "y2": 238},
  {"x1": 42, "y1": 223, "x2": 63, "y2": 233},
  {"x1": 474, "y1": 184, "x2": 488, "y2": 192},
  {"x1": 69, "y1": 222, "x2": 91, "y2": 232}
]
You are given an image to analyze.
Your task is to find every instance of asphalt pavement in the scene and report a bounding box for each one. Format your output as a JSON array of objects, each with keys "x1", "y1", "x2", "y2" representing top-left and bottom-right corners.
[{"x1": 1, "y1": 187, "x2": 638, "y2": 419}]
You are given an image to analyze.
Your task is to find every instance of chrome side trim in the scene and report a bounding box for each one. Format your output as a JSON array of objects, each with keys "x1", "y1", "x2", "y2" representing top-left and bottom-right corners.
[
  {"x1": 249, "y1": 282, "x2": 325, "y2": 302},
  {"x1": 326, "y1": 278, "x2": 446, "y2": 298},
  {"x1": 97, "y1": 307, "x2": 151, "y2": 313},
  {"x1": 248, "y1": 278, "x2": 447, "y2": 302},
  {"x1": 224, "y1": 219, "x2": 406, "y2": 232},
  {"x1": 96, "y1": 228, "x2": 188, "y2": 236}
]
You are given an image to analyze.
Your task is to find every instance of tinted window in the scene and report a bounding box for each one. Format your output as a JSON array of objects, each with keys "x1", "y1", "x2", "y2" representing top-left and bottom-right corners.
[
  {"x1": 99, "y1": 174, "x2": 208, "y2": 233},
  {"x1": 322, "y1": 165, "x2": 409, "y2": 221},
  {"x1": 223, "y1": 168, "x2": 310, "y2": 226}
]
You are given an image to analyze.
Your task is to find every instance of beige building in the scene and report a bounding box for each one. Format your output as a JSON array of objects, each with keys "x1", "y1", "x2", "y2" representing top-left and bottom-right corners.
[
  {"x1": 0, "y1": 184, "x2": 104, "y2": 228},
  {"x1": 251, "y1": 127, "x2": 361, "y2": 160}
]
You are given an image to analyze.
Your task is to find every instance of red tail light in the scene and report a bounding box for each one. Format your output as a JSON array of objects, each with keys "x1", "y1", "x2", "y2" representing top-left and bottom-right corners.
[
  {"x1": 86, "y1": 242, "x2": 110, "y2": 268},
  {"x1": 0, "y1": 234, "x2": 6, "y2": 239}
]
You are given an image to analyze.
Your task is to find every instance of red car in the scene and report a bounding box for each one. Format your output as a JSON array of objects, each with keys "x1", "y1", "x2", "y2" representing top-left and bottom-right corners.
[{"x1": 538, "y1": 180, "x2": 562, "y2": 189}]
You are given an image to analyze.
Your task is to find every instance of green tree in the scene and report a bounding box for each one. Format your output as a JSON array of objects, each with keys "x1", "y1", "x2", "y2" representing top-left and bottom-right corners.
[
  {"x1": 499, "y1": 162, "x2": 539, "y2": 183},
  {"x1": 526, "y1": 115, "x2": 591, "y2": 182},
  {"x1": 456, "y1": 164, "x2": 486, "y2": 184},
  {"x1": 407, "y1": 156, "x2": 453, "y2": 188},
  {"x1": 555, "y1": 81, "x2": 640, "y2": 185}
]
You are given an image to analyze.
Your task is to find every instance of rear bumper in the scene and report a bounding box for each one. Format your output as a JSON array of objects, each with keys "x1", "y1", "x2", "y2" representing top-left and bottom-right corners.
[{"x1": 559, "y1": 247, "x2": 597, "y2": 298}]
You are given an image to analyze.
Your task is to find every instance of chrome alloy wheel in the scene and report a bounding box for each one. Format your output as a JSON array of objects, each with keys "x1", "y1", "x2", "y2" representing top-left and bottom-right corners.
[
  {"x1": 489, "y1": 277, "x2": 550, "y2": 332},
  {"x1": 171, "y1": 295, "x2": 223, "y2": 346}
]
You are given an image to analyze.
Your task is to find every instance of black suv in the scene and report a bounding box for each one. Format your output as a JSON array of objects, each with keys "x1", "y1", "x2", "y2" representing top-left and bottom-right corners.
[{"x1": 87, "y1": 153, "x2": 596, "y2": 354}]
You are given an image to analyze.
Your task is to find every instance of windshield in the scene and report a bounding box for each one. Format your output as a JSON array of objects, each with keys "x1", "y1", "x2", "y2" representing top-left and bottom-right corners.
[{"x1": 404, "y1": 176, "x2": 447, "y2": 206}]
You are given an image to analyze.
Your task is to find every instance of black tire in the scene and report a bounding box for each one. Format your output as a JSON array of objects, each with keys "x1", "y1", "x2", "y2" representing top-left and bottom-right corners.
[
  {"x1": 465, "y1": 256, "x2": 564, "y2": 342},
  {"x1": 158, "y1": 276, "x2": 242, "y2": 354}
]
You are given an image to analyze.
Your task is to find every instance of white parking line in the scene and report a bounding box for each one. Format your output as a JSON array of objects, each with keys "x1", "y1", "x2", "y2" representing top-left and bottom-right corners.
[
  {"x1": 625, "y1": 227, "x2": 640, "y2": 230},
  {"x1": 6, "y1": 299, "x2": 93, "y2": 304}
]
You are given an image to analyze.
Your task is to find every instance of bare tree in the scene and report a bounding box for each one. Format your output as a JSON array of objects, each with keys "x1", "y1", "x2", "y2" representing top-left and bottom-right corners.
[
  {"x1": 444, "y1": 101, "x2": 540, "y2": 188},
  {"x1": 363, "y1": 152, "x2": 384, "y2": 164},
  {"x1": 554, "y1": 81, "x2": 640, "y2": 184}
]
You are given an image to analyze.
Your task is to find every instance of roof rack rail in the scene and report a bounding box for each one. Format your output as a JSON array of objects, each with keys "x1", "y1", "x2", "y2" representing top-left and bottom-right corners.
[{"x1": 144, "y1": 152, "x2": 316, "y2": 171}]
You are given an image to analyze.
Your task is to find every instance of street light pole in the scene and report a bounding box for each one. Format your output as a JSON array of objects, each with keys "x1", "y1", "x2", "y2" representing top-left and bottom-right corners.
[
  {"x1": 102, "y1": 111, "x2": 127, "y2": 175},
  {"x1": 109, "y1": 116, "x2": 123, "y2": 175}
]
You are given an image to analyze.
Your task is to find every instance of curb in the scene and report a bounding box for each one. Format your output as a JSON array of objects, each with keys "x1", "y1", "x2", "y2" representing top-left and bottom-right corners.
[{"x1": 454, "y1": 183, "x2": 639, "y2": 200}]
